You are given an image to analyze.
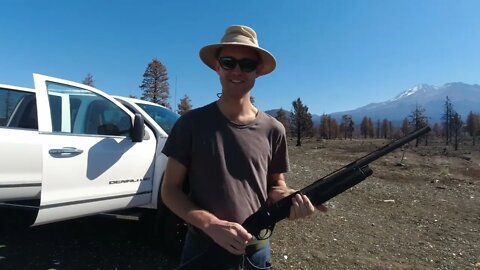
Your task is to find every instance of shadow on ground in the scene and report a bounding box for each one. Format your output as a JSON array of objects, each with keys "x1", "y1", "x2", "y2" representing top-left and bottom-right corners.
[{"x1": 0, "y1": 209, "x2": 179, "y2": 270}]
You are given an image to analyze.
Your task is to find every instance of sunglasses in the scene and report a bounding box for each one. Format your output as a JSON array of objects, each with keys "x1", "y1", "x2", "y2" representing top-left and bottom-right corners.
[{"x1": 218, "y1": 56, "x2": 259, "y2": 73}]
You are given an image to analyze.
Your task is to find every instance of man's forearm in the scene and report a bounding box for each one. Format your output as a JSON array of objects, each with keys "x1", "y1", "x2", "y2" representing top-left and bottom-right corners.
[
  {"x1": 162, "y1": 185, "x2": 218, "y2": 231},
  {"x1": 267, "y1": 173, "x2": 296, "y2": 203}
]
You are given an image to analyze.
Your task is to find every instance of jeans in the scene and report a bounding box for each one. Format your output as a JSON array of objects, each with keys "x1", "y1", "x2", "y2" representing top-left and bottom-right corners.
[{"x1": 180, "y1": 229, "x2": 272, "y2": 270}]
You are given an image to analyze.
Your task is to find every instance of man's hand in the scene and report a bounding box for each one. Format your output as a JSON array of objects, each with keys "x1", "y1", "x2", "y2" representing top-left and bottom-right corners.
[
  {"x1": 290, "y1": 193, "x2": 327, "y2": 220},
  {"x1": 204, "y1": 219, "x2": 253, "y2": 255},
  {"x1": 268, "y1": 186, "x2": 327, "y2": 220}
]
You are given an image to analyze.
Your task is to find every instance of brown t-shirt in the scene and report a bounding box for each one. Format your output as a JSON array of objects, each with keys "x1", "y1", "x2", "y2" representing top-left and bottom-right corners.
[{"x1": 162, "y1": 102, "x2": 289, "y2": 224}]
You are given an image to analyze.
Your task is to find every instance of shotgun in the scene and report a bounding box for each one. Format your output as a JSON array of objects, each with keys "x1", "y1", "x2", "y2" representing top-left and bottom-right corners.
[{"x1": 177, "y1": 126, "x2": 431, "y2": 270}]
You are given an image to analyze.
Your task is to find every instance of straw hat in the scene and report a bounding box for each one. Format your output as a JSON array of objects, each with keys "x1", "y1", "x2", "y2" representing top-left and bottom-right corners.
[{"x1": 199, "y1": 25, "x2": 276, "y2": 76}]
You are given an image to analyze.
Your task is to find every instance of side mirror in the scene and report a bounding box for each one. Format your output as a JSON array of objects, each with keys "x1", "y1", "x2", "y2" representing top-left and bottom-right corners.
[{"x1": 131, "y1": 113, "x2": 145, "y2": 142}]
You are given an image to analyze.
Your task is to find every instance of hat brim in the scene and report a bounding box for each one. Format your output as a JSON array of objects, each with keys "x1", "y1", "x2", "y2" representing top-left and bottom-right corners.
[{"x1": 199, "y1": 43, "x2": 276, "y2": 76}]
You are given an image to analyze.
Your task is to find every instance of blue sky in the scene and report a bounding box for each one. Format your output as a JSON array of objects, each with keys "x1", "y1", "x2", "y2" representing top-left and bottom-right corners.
[{"x1": 1, "y1": 0, "x2": 479, "y2": 115}]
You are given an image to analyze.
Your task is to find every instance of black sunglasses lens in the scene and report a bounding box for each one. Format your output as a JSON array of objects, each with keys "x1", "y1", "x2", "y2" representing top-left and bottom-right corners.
[
  {"x1": 219, "y1": 57, "x2": 237, "y2": 70},
  {"x1": 238, "y1": 59, "x2": 258, "y2": 72},
  {"x1": 218, "y1": 57, "x2": 258, "y2": 72}
]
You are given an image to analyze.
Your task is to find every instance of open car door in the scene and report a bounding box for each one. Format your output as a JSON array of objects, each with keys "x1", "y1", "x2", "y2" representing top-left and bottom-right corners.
[{"x1": 33, "y1": 74, "x2": 156, "y2": 225}]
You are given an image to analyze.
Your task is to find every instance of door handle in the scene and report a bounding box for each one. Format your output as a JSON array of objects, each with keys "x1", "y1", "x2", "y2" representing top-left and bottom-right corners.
[{"x1": 49, "y1": 147, "x2": 84, "y2": 155}]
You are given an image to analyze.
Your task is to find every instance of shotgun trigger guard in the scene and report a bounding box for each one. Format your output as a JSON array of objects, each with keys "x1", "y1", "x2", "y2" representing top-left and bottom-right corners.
[{"x1": 255, "y1": 223, "x2": 275, "y2": 240}]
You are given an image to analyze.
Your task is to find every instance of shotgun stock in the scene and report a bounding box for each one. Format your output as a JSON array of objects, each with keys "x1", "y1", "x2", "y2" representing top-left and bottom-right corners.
[{"x1": 177, "y1": 126, "x2": 431, "y2": 270}]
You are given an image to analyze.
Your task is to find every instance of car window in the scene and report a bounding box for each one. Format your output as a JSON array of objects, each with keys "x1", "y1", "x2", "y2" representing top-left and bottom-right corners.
[
  {"x1": 0, "y1": 88, "x2": 38, "y2": 130},
  {"x1": 136, "y1": 103, "x2": 179, "y2": 135},
  {"x1": 46, "y1": 82, "x2": 132, "y2": 136}
]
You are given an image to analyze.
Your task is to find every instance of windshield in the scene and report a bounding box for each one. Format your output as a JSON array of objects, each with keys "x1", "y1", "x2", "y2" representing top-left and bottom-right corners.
[{"x1": 136, "y1": 103, "x2": 179, "y2": 135}]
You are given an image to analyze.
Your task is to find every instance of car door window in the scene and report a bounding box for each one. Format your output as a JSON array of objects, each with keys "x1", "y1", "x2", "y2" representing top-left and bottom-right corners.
[
  {"x1": 46, "y1": 82, "x2": 132, "y2": 136},
  {"x1": 136, "y1": 103, "x2": 179, "y2": 134},
  {"x1": 0, "y1": 88, "x2": 38, "y2": 130}
]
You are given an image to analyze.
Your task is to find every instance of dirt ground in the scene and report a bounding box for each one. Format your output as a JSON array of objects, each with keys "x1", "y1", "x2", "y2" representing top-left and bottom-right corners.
[
  {"x1": 0, "y1": 137, "x2": 478, "y2": 270},
  {"x1": 271, "y1": 137, "x2": 480, "y2": 270}
]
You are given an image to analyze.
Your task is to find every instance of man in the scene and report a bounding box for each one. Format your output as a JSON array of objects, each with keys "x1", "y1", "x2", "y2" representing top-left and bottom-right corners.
[{"x1": 161, "y1": 25, "x2": 325, "y2": 269}]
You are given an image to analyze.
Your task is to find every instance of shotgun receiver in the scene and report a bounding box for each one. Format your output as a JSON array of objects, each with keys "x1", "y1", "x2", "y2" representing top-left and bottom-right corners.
[{"x1": 177, "y1": 126, "x2": 431, "y2": 270}]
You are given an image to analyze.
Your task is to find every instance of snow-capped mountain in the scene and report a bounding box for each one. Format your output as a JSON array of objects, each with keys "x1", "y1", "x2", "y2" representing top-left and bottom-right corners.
[
  {"x1": 329, "y1": 82, "x2": 480, "y2": 125},
  {"x1": 390, "y1": 84, "x2": 438, "y2": 101}
]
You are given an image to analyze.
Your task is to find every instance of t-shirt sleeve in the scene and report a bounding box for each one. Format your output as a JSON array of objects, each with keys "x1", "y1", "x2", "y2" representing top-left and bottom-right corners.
[
  {"x1": 161, "y1": 115, "x2": 192, "y2": 167},
  {"x1": 268, "y1": 122, "x2": 290, "y2": 174}
]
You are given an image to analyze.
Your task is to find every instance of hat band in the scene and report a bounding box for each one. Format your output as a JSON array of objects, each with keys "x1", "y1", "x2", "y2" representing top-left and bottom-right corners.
[{"x1": 221, "y1": 34, "x2": 258, "y2": 47}]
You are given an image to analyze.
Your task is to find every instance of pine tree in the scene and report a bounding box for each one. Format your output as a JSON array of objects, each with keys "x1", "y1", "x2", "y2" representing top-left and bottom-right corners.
[
  {"x1": 290, "y1": 98, "x2": 313, "y2": 146},
  {"x1": 140, "y1": 58, "x2": 170, "y2": 108},
  {"x1": 177, "y1": 95, "x2": 192, "y2": 115}
]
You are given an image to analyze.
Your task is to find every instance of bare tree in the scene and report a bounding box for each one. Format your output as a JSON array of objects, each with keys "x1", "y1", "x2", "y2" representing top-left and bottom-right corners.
[
  {"x1": 368, "y1": 118, "x2": 374, "y2": 138},
  {"x1": 466, "y1": 111, "x2": 479, "y2": 145},
  {"x1": 140, "y1": 58, "x2": 170, "y2": 108},
  {"x1": 442, "y1": 96, "x2": 453, "y2": 145},
  {"x1": 432, "y1": 123, "x2": 442, "y2": 138},
  {"x1": 401, "y1": 117, "x2": 410, "y2": 135},
  {"x1": 318, "y1": 114, "x2": 338, "y2": 139},
  {"x1": 381, "y1": 118, "x2": 390, "y2": 139},
  {"x1": 275, "y1": 108, "x2": 289, "y2": 133},
  {"x1": 451, "y1": 111, "x2": 463, "y2": 150},
  {"x1": 340, "y1": 114, "x2": 354, "y2": 140},
  {"x1": 376, "y1": 119, "x2": 381, "y2": 138},
  {"x1": 319, "y1": 114, "x2": 331, "y2": 139},
  {"x1": 360, "y1": 116, "x2": 373, "y2": 138},
  {"x1": 331, "y1": 118, "x2": 339, "y2": 139},
  {"x1": 389, "y1": 121, "x2": 393, "y2": 139},
  {"x1": 82, "y1": 73, "x2": 95, "y2": 87},
  {"x1": 408, "y1": 104, "x2": 428, "y2": 146}
]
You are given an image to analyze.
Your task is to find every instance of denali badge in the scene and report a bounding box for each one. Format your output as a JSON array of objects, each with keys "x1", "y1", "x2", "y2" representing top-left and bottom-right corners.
[{"x1": 109, "y1": 177, "x2": 151, "y2": 185}]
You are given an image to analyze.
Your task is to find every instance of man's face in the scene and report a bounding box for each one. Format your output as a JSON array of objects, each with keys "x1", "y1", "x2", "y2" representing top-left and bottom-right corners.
[{"x1": 215, "y1": 46, "x2": 263, "y2": 99}]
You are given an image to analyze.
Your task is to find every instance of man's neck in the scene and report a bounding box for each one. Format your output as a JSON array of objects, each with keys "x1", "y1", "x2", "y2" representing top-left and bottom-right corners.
[{"x1": 217, "y1": 96, "x2": 258, "y2": 124}]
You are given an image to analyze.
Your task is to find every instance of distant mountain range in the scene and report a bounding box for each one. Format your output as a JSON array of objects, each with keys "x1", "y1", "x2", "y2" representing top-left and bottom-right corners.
[{"x1": 267, "y1": 82, "x2": 480, "y2": 126}]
